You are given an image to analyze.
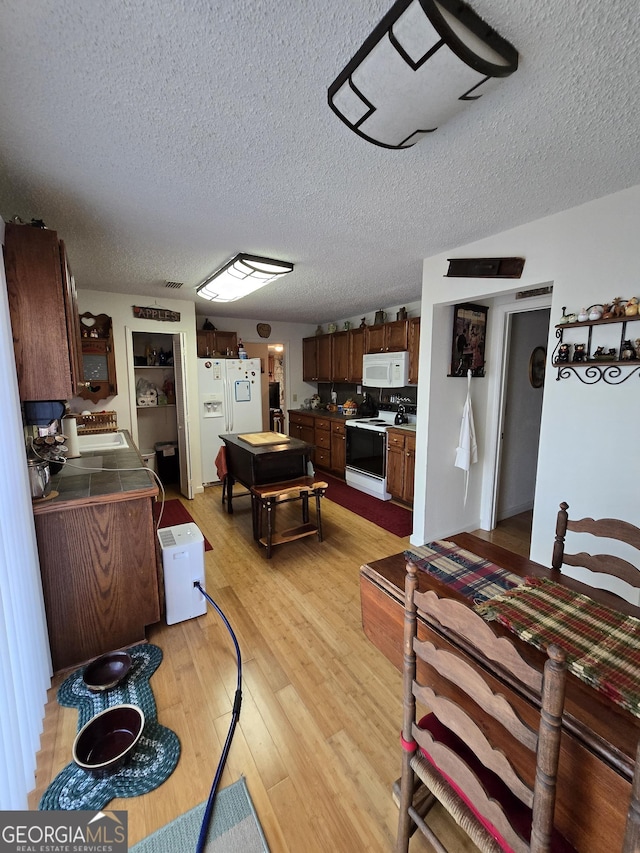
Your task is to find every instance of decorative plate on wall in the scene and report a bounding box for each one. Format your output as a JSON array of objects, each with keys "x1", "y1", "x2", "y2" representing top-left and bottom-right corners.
[
  {"x1": 257, "y1": 323, "x2": 271, "y2": 338},
  {"x1": 529, "y1": 346, "x2": 546, "y2": 388}
]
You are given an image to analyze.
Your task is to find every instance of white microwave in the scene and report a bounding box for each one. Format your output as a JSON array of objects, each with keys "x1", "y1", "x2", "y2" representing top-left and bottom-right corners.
[{"x1": 362, "y1": 351, "x2": 410, "y2": 388}]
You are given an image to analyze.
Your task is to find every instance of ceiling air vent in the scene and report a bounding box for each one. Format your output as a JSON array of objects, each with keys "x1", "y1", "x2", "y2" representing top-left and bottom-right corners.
[{"x1": 164, "y1": 280, "x2": 184, "y2": 289}]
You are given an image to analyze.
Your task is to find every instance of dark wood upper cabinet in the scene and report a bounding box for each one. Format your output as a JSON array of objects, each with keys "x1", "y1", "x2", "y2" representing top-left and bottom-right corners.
[
  {"x1": 408, "y1": 317, "x2": 420, "y2": 385},
  {"x1": 196, "y1": 329, "x2": 238, "y2": 357},
  {"x1": 365, "y1": 319, "x2": 408, "y2": 353},
  {"x1": 348, "y1": 327, "x2": 366, "y2": 383},
  {"x1": 4, "y1": 223, "x2": 83, "y2": 401},
  {"x1": 331, "y1": 331, "x2": 349, "y2": 381},
  {"x1": 303, "y1": 334, "x2": 332, "y2": 382}
]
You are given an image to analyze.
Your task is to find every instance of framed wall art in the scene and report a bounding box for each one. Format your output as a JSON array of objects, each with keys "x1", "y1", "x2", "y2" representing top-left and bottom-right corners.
[
  {"x1": 449, "y1": 303, "x2": 488, "y2": 378},
  {"x1": 529, "y1": 345, "x2": 546, "y2": 388}
]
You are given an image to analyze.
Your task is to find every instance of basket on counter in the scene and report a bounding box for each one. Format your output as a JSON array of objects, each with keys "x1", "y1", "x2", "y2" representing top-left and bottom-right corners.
[{"x1": 75, "y1": 411, "x2": 118, "y2": 434}]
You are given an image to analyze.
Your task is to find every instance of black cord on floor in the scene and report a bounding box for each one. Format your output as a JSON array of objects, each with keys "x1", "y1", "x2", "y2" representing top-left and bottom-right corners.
[{"x1": 194, "y1": 581, "x2": 243, "y2": 853}]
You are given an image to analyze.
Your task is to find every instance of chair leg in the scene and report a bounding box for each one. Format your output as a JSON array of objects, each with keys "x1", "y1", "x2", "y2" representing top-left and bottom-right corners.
[
  {"x1": 265, "y1": 497, "x2": 274, "y2": 559},
  {"x1": 252, "y1": 494, "x2": 262, "y2": 540},
  {"x1": 396, "y1": 756, "x2": 416, "y2": 853},
  {"x1": 315, "y1": 490, "x2": 324, "y2": 542}
]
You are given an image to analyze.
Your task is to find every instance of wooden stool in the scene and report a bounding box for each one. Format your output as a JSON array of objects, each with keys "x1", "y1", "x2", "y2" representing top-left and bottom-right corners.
[{"x1": 250, "y1": 477, "x2": 328, "y2": 558}]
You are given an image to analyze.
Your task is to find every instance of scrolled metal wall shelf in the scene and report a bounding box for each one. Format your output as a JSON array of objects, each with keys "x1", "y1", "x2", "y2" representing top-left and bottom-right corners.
[
  {"x1": 555, "y1": 362, "x2": 640, "y2": 385},
  {"x1": 552, "y1": 313, "x2": 640, "y2": 385}
]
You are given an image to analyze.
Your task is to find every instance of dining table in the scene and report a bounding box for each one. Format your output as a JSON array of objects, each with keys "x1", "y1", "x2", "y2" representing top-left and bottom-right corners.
[
  {"x1": 360, "y1": 532, "x2": 640, "y2": 852},
  {"x1": 219, "y1": 432, "x2": 314, "y2": 516}
]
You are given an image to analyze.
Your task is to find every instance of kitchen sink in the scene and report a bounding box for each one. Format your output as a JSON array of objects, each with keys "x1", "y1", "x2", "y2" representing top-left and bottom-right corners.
[{"x1": 76, "y1": 431, "x2": 129, "y2": 452}]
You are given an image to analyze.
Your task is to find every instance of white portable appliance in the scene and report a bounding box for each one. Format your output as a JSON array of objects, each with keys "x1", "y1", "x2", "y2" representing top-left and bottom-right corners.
[
  {"x1": 157, "y1": 523, "x2": 206, "y2": 625},
  {"x1": 362, "y1": 351, "x2": 409, "y2": 388},
  {"x1": 198, "y1": 357, "x2": 263, "y2": 484}
]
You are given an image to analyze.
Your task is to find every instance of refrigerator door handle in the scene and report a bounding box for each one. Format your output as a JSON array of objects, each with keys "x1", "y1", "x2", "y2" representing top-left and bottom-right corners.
[{"x1": 226, "y1": 376, "x2": 233, "y2": 433}]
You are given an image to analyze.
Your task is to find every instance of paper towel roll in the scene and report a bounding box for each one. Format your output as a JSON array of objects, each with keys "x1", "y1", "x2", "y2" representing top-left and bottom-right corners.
[{"x1": 63, "y1": 416, "x2": 80, "y2": 458}]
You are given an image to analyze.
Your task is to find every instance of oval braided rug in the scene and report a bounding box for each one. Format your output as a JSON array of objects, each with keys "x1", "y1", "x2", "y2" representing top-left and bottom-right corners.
[{"x1": 40, "y1": 644, "x2": 180, "y2": 810}]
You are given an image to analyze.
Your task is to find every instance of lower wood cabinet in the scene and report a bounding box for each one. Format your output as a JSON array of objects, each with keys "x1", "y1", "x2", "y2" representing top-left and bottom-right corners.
[
  {"x1": 289, "y1": 411, "x2": 316, "y2": 446},
  {"x1": 33, "y1": 495, "x2": 160, "y2": 672},
  {"x1": 314, "y1": 417, "x2": 331, "y2": 469},
  {"x1": 386, "y1": 428, "x2": 416, "y2": 504},
  {"x1": 289, "y1": 411, "x2": 347, "y2": 477},
  {"x1": 330, "y1": 421, "x2": 346, "y2": 474}
]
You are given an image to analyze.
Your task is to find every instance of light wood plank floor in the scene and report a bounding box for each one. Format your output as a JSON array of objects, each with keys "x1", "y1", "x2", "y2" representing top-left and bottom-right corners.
[{"x1": 29, "y1": 489, "x2": 530, "y2": 851}]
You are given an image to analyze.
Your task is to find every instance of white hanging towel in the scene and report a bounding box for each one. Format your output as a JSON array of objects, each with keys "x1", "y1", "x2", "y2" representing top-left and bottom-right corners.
[{"x1": 454, "y1": 370, "x2": 478, "y2": 504}]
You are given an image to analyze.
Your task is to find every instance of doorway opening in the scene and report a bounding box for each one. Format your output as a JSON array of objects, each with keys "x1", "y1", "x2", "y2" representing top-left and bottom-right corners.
[
  {"x1": 488, "y1": 302, "x2": 551, "y2": 554},
  {"x1": 268, "y1": 344, "x2": 285, "y2": 431},
  {"x1": 125, "y1": 328, "x2": 193, "y2": 499}
]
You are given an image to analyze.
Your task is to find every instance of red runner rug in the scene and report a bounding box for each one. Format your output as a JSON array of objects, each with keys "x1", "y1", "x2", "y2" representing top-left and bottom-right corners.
[
  {"x1": 323, "y1": 474, "x2": 412, "y2": 537},
  {"x1": 156, "y1": 499, "x2": 212, "y2": 551}
]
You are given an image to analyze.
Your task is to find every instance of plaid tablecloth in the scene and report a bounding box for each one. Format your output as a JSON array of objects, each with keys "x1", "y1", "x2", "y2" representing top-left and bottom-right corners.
[
  {"x1": 404, "y1": 540, "x2": 521, "y2": 605},
  {"x1": 475, "y1": 576, "x2": 640, "y2": 717}
]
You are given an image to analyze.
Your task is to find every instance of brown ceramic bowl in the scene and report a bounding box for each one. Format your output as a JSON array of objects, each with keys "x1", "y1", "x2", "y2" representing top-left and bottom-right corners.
[
  {"x1": 72, "y1": 704, "x2": 144, "y2": 776},
  {"x1": 83, "y1": 650, "x2": 132, "y2": 692}
]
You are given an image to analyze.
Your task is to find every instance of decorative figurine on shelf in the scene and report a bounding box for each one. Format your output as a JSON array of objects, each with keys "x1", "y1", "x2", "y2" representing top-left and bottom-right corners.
[
  {"x1": 588, "y1": 304, "x2": 603, "y2": 320},
  {"x1": 625, "y1": 296, "x2": 639, "y2": 316},
  {"x1": 315, "y1": 325, "x2": 323, "y2": 336},
  {"x1": 578, "y1": 308, "x2": 589, "y2": 322},
  {"x1": 359, "y1": 318, "x2": 367, "y2": 328},
  {"x1": 621, "y1": 340, "x2": 637, "y2": 360},
  {"x1": 555, "y1": 343, "x2": 571, "y2": 363},
  {"x1": 203, "y1": 318, "x2": 216, "y2": 330},
  {"x1": 572, "y1": 343, "x2": 587, "y2": 362},
  {"x1": 611, "y1": 296, "x2": 627, "y2": 318},
  {"x1": 557, "y1": 307, "x2": 570, "y2": 325},
  {"x1": 343, "y1": 321, "x2": 351, "y2": 331},
  {"x1": 635, "y1": 339, "x2": 640, "y2": 359},
  {"x1": 327, "y1": 323, "x2": 337, "y2": 333}
]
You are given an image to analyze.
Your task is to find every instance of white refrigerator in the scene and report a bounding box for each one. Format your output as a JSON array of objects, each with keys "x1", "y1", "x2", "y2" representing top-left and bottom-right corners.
[{"x1": 198, "y1": 357, "x2": 263, "y2": 484}]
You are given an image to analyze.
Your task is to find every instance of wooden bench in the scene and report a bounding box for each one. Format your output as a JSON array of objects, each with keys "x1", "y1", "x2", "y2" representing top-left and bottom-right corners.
[{"x1": 250, "y1": 476, "x2": 328, "y2": 558}]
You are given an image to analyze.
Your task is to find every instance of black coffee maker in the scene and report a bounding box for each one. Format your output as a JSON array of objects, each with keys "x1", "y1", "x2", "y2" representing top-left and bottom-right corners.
[{"x1": 394, "y1": 405, "x2": 408, "y2": 425}]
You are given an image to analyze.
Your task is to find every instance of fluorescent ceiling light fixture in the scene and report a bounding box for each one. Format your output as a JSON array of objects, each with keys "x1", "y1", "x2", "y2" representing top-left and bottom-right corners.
[
  {"x1": 196, "y1": 254, "x2": 294, "y2": 302},
  {"x1": 328, "y1": 0, "x2": 518, "y2": 149}
]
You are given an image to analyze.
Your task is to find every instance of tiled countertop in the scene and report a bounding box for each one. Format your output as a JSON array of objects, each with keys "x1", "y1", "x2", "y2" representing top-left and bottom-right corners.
[{"x1": 36, "y1": 430, "x2": 156, "y2": 511}]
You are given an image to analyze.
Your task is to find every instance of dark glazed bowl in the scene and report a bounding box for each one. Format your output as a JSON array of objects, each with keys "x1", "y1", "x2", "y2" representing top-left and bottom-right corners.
[
  {"x1": 72, "y1": 704, "x2": 144, "y2": 776},
  {"x1": 83, "y1": 650, "x2": 132, "y2": 692}
]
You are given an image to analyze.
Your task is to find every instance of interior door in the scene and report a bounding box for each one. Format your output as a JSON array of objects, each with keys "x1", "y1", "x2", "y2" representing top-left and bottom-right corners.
[{"x1": 172, "y1": 332, "x2": 193, "y2": 499}]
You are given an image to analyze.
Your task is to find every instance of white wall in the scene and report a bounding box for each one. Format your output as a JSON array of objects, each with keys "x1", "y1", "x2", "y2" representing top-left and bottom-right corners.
[{"x1": 415, "y1": 184, "x2": 640, "y2": 596}]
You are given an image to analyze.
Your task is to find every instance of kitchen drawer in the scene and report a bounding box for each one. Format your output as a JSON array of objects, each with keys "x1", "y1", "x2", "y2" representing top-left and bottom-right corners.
[
  {"x1": 315, "y1": 447, "x2": 331, "y2": 468},
  {"x1": 315, "y1": 429, "x2": 331, "y2": 449},
  {"x1": 331, "y1": 421, "x2": 346, "y2": 436},
  {"x1": 387, "y1": 431, "x2": 406, "y2": 450},
  {"x1": 315, "y1": 417, "x2": 331, "y2": 431},
  {"x1": 289, "y1": 412, "x2": 314, "y2": 428}
]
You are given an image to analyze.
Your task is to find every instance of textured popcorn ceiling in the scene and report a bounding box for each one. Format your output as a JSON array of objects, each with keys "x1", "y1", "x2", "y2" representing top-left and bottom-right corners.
[{"x1": 0, "y1": 0, "x2": 639, "y2": 324}]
